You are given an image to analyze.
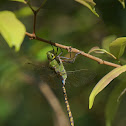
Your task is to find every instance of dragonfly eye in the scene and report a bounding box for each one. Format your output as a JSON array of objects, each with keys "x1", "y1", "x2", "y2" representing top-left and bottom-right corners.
[
  {"x1": 51, "y1": 54, "x2": 55, "y2": 59},
  {"x1": 51, "y1": 54, "x2": 54, "y2": 57}
]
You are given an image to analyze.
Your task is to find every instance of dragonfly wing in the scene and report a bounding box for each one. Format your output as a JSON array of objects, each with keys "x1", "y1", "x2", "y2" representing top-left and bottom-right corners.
[
  {"x1": 26, "y1": 62, "x2": 96, "y2": 88},
  {"x1": 25, "y1": 62, "x2": 62, "y2": 89},
  {"x1": 66, "y1": 70, "x2": 97, "y2": 87}
]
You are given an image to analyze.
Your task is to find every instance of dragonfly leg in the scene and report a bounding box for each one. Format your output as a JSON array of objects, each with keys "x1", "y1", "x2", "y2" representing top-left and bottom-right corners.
[
  {"x1": 60, "y1": 52, "x2": 81, "y2": 63},
  {"x1": 57, "y1": 47, "x2": 64, "y2": 57},
  {"x1": 51, "y1": 45, "x2": 60, "y2": 56},
  {"x1": 56, "y1": 48, "x2": 63, "y2": 64},
  {"x1": 54, "y1": 47, "x2": 59, "y2": 56},
  {"x1": 58, "y1": 51, "x2": 63, "y2": 57},
  {"x1": 51, "y1": 44, "x2": 55, "y2": 53},
  {"x1": 57, "y1": 55, "x2": 63, "y2": 64}
]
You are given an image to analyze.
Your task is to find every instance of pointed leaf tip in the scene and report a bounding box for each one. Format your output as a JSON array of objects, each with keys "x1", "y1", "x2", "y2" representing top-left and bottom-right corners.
[
  {"x1": 118, "y1": 0, "x2": 125, "y2": 8},
  {"x1": 10, "y1": 0, "x2": 27, "y2": 4},
  {"x1": 89, "y1": 65, "x2": 126, "y2": 109},
  {"x1": 75, "y1": 0, "x2": 99, "y2": 17},
  {"x1": 89, "y1": 95, "x2": 94, "y2": 109}
]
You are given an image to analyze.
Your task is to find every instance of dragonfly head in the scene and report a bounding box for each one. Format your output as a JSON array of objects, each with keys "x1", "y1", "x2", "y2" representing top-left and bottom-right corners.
[{"x1": 47, "y1": 51, "x2": 55, "y2": 61}]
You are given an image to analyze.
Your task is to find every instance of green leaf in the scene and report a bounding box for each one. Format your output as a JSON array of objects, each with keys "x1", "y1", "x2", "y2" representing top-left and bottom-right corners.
[
  {"x1": 15, "y1": 7, "x2": 33, "y2": 18},
  {"x1": 105, "y1": 82, "x2": 126, "y2": 126},
  {"x1": 88, "y1": 46, "x2": 117, "y2": 59},
  {"x1": 10, "y1": 0, "x2": 27, "y2": 4},
  {"x1": 0, "y1": 11, "x2": 26, "y2": 51},
  {"x1": 102, "y1": 35, "x2": 117, "y2": 52},
  {"x1": 89, "y1": 65, "x2": 126, "y2": 109},
  {"x1": 88, "y1": 46, "x2": 105, "y2": 54},
  {"x1": 75, "y1": 0, "x2": 99, "y2": 17},
  {"x1": 118, "y1": 0, "x2": 125, "y2": 8},
  {"x1": 109, "y1": 37, "x2": 126, "y2": 59}
]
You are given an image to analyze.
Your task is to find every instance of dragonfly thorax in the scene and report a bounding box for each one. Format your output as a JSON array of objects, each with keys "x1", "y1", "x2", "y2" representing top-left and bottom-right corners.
[{"x1": 47, "y1": 51, "x2": 67, "y2": 85}]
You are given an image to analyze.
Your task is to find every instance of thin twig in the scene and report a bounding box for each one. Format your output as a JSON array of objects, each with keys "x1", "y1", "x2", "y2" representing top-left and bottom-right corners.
[
  {"x1": 25, "y1": 32, "x2": 121, "y2": 68},
  {"x1": 33, "y1": 12, "x2": 37, "y2": 34},
  {"x1": 26, "y1": 1, "x2": 36, "y2": 34},
  {"x1": 36, "y1": 0, "x2": 47, "y2": 13},
  {"x1": 26, "y1": 0, "x2": 47, "y2": 35},
  {"x1": 26, "y1": 1, "x2": 34, "y2": 13}
]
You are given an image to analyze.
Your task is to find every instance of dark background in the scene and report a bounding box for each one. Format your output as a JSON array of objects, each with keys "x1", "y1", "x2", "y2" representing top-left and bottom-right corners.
[{"x1": 0, "y1": 0, "x2": 126, "y2": 126}]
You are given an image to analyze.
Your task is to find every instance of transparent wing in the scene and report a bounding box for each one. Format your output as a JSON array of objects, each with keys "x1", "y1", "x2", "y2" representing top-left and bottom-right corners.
[
  {"x1": 66, "y1": 69, "x2": 96, "y2": 87},
  {"x1": 25, "y1": 62, "x2": 61, "y2": 89},
  {"x1": 25, "y1": 62, "x2": 96, "y2": 88}
]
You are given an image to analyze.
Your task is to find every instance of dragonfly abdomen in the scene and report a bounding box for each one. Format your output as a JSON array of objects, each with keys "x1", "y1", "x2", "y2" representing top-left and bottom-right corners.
[{"x1": 62, "y1": 85, "x2": 74, "y2": 126}]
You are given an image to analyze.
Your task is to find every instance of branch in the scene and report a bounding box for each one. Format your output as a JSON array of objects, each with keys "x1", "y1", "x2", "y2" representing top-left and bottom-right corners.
[
  {"x1": 25, "y1": 0, "x2": 120, "y2": 68},
  {"x1": 26, "y1": 0, "x2": 47, "y2": 35},
  {"x1": 36, "y1": 0, "x2": 47, "y2": 13},
  {"x1": 25, "y1": 32, "x2": 121, "y2": 68}
]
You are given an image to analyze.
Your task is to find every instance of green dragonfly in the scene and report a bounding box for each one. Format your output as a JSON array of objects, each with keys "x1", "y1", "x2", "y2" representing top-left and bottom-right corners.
[{"x1": 46, "y1": 50, "x2": 81, "y2": 126}]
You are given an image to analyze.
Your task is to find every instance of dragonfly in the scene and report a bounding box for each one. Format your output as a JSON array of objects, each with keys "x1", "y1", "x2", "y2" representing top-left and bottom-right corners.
[{"x1": 46, "y1": 50, "x2": 81, "y2": 126}]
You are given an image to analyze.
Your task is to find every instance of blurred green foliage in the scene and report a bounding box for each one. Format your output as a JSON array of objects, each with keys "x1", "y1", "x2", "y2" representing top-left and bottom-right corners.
[
  {"x1": 0, "y1": 0, "x2": 126, "y2": 126},
  {"x1": 0, "y1": 11, "x2": 26, "y2": 51}
]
